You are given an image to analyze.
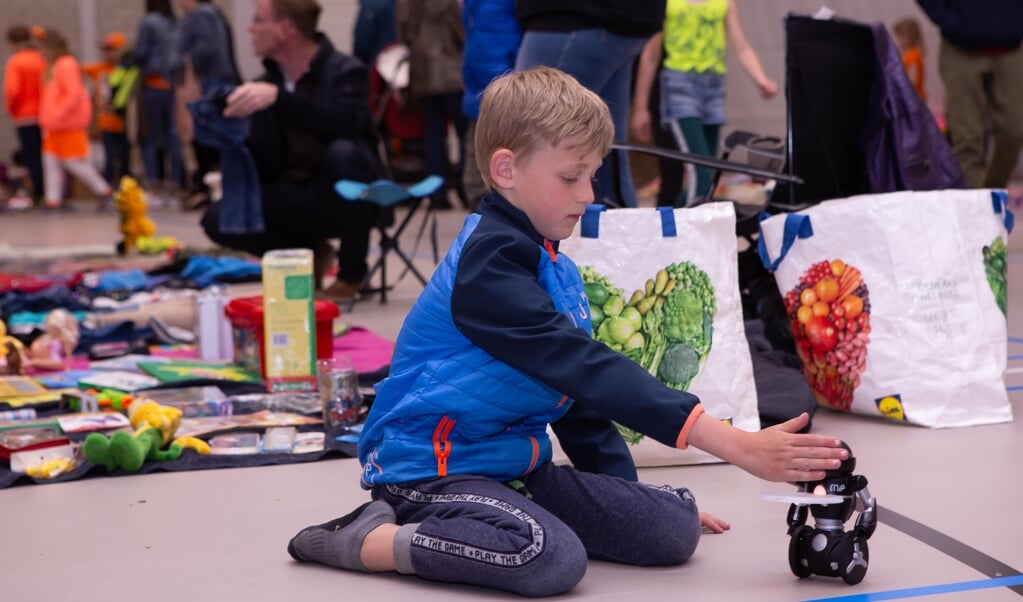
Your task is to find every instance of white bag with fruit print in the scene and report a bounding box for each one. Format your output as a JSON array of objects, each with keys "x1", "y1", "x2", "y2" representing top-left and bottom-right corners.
[
  {"x1": 758, "y1": 189, "x2": 1014, "y2": 428},
  {"x1": 556, "y1": 203, "x2": 761, "y2": 466}
]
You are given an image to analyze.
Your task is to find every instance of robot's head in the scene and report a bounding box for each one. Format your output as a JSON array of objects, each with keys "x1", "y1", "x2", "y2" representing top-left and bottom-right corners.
[{"x1": 823, "y1": 441, "x2": 855, "y2": 479}]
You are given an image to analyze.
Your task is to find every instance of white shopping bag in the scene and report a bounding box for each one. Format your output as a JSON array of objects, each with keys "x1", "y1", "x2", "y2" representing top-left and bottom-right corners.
[
  {"x1": 758, "y1": 189, "x2": 1013, "y2": 428},
  {"x1": 557, "y1": 203, "x2": 760, "y2": 466}
]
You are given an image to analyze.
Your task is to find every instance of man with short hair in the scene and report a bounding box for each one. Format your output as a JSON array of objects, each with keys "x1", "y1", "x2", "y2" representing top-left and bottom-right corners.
[{"x1": 200, "y1": 0, "x2": 384, "y2": 300}]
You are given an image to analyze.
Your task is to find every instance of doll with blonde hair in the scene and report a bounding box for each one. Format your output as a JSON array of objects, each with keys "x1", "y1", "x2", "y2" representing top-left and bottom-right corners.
[{"x1": 26, "y1": 308, "x2": 79, "y2": 371}]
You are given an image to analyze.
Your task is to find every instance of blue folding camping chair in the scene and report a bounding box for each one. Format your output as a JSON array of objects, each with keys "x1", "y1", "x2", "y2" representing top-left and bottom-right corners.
[{"x1": 334, "y1": 175, "x2": 444, "y2": 307}]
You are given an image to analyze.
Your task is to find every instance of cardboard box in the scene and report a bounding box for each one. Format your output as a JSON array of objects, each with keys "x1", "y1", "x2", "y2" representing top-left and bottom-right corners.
[{"x1": 260, "y1": 249, "x2": 319, "y2": 392}]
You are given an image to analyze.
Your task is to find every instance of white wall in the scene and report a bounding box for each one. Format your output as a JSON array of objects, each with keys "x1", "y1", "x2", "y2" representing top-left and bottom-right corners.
[{"x1": 0, "y1": 0, "x2": 1008, "y2": 179}]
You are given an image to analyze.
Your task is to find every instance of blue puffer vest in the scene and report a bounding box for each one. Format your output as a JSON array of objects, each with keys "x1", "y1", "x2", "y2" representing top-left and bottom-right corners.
[{"x1": 358, "y1": 213, "x2": 592, "y2": 487}]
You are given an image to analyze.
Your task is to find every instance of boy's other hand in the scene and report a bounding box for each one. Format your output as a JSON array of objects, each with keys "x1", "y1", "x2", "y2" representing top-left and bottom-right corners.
[{"x1": 700, "y1": 512, "x2": 731, "y2": 534}]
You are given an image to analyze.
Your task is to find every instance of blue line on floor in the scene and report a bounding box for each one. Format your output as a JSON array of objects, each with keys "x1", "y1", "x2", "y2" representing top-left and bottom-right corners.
[
  {"x1": 803, "y1": 575, "x2": 1023, "y2": 601},
  {"x1": 1008, "y1": 385, "x2": 1023, "y2": 391},
  {"x1": 1009, "y1": 355, "x2": 1023, "y2": 361},
  {"x1": 1009, "y1": 337, "x2": 1023, "y2": 345}
]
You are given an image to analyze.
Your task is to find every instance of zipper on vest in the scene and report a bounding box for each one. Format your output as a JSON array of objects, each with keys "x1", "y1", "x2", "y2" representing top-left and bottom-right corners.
[{"x1": 433, "y1": 416, "x2": 455, "y2": 477}]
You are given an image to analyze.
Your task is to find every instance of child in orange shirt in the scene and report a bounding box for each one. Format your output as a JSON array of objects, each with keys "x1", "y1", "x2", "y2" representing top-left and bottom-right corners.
[
  {"x1": 3, "y1": 24, "x2": 47, "y2": 206},
  {"x1": 34, "y1": 27, "x2": 113, "y2": 210},
  {"x1": 894, "y1": 17, "x2": 926, "y2": 101}
]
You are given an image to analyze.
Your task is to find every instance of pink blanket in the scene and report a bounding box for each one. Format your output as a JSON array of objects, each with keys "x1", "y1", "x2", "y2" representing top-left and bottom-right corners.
[{"x1": 333, "y1": 326, "x2": 394, "y2": 374}]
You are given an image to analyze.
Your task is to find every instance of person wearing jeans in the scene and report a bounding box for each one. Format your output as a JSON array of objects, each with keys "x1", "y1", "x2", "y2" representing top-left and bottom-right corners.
[
  {"x1": 514, "y1": 0, "x2": 664, "y2": 208},
  {"x1": 134, "y1": 0, "x2": 184, "y2": 201}
]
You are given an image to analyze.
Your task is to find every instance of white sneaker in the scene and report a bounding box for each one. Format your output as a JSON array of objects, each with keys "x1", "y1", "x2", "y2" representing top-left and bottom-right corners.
[{"x1": 7, "y1": 194, "x2": 32, "y2": 211}]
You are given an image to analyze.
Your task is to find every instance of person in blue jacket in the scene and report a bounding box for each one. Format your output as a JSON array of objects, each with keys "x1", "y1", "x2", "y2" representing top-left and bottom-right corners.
[
  {"x1": 286, "y1": 66, "x2": 849, "y2": 597},
  {"x1": 460, "y1": 0, "x2": 521, "y2": 211}
]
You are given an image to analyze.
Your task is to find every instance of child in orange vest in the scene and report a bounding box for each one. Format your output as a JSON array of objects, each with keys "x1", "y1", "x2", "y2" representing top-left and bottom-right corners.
[{"x1": 82, "y1": 32, "x2": 134, "y2": 187}]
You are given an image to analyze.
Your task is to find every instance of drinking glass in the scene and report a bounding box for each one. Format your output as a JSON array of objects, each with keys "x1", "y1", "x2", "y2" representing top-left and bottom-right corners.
[{"x1": 316, "y1": 355, "x2": 363, "y2": 432}]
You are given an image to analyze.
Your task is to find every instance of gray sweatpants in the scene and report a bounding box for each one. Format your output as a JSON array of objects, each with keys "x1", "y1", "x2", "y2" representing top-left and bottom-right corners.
[{"x1": 373, "y1": 462, "x2": 701, "y2": 597}]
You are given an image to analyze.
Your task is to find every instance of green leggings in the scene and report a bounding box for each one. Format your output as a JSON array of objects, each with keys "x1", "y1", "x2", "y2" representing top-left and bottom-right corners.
[{"x1": 669, "y1": 117, "x2": 720, "y2": 207}]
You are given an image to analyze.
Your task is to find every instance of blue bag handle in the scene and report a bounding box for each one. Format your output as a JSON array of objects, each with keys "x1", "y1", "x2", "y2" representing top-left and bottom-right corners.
[
  {"x1": 991, "y1": 190, "x2": 1015, "y2": 233},
  {"x1": 579, "y1": 205, "x2": 678, "y2": 239},
  {"x1": 579, "y1": 204, "x2": 606, "y2": 238},
  {"x1": 757, "y1": 212, "x2": 814, "y2": 271}
]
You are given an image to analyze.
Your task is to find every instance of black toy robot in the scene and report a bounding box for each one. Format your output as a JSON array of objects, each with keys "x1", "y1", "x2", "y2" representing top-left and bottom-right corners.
[{"x1": 785, "y1": 442, "x2": 877, "y2": 585}]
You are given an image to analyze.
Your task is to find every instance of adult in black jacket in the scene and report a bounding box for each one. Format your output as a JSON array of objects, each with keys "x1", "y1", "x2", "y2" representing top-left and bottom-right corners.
[{"x1": 200, "y1": 0, "x2": 384, "y2": 299}]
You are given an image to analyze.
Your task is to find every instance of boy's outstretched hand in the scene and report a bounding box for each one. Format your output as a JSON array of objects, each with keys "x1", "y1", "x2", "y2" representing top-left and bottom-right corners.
[{"x1": 687, "y1": 412, "x2": 848, "y2": 483}]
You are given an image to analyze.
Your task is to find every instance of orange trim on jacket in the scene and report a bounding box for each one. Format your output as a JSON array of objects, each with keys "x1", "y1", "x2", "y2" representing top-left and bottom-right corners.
[
  {"x1": 39, "y1": 55, "x2": 92, "y2": 133},
  {"x1": 675, "y1": 403, "x2": 705, "y2": 450},
  {"x1": 3, "y1": 48, "x2": 46, "y2": 122},
  {"x1": 544, "y1": 239, "x2": 558, "y2": 263},
  {"x1": 520, "y1": 435, "x2": 540, "y2": 477}
]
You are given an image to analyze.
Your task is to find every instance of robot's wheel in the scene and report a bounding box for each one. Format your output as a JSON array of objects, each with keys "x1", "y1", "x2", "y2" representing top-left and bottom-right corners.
[
  {"x1": 839, "y1": 534, "x2": 869, "y2": 585},
  {"x1": 788, "y1": 525, "x2": 813, "y2": 578}
]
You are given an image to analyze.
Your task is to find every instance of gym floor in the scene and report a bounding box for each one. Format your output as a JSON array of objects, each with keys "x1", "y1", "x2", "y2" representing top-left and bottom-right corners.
[{"x1": 1, "y1": 198, "x2": 1021, "y2": 602}]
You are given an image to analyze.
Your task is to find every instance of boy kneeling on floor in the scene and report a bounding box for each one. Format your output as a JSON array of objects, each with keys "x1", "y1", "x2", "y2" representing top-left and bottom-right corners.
[{"x1": 287, "y1": 66, "x2": 848, "y2": 597}]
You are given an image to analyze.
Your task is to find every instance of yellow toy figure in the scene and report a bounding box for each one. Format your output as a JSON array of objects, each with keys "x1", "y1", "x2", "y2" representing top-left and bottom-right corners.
[
  {"x1": 114, "y1": 175, "x2": 156, "y2": 256},
  {"x1": 0, "y1": 318, "x2": 26, "y2": 375},
  {"x1": 82, "y1": 400, "x2": 211, "y2": 473}
]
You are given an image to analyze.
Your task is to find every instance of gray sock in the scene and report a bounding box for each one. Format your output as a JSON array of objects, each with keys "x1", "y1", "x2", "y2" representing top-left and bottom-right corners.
[
  {"x1": 287, "y1": 500, "x2": 396, "y2": 572},
  {"x1": 393, "y1": 523, "x2": 420, "y2": 575}
]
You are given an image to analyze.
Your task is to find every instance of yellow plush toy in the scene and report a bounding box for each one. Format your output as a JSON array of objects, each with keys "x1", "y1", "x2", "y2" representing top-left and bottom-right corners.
[
  {"x1": 82, "y1": 400, "x2": 211, "y2": 473},
  {"x1": 114, "y1": 175, "x2": 156, "y2": 256},
  {"x1": 0, "y1": 318, "x2": 26, "y2": 375}
]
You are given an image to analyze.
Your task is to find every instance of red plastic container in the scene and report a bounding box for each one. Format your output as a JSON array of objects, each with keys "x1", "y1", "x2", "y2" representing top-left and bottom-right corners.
[{"x1": 224, "y1": 296, "x2": 340, "y2": 379}]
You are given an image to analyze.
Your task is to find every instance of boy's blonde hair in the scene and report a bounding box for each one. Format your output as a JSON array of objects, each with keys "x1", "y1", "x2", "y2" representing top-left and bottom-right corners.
[{"x1": 475, "y1": 66, "x2": 615, "y2": 190}]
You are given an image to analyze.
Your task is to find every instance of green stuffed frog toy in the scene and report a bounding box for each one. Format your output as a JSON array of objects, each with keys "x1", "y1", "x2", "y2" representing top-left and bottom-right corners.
[{"x1": 83, "y1": 400, "x2": 211, "y2": 473}]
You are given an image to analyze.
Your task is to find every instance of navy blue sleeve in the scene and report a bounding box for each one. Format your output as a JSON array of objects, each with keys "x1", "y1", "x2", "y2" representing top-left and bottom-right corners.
[
  {"x1": 551, "y1": 402, "x2": 638, "y2": 481},
  {"x1": 450, "y1": 223, "x2": 701, "y2": 450}
]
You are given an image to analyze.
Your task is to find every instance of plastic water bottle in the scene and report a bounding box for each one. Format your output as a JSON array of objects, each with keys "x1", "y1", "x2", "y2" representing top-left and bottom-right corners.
[{"x1": 196, "y1": 286, "x2": 234, "y2": 362}]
